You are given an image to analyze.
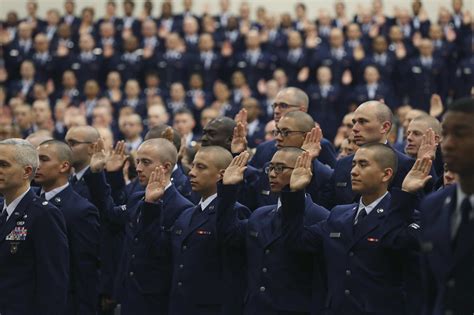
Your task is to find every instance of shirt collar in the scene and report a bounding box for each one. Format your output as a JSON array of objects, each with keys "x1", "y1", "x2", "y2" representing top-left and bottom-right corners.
[
  {"x1": 358, "y1": 191, "x2": 388, "y2": 216},
  {"x1": 456, "y1": 184, "x2": 474, "y2": 211},
  {"x1": 199, "y1": 193, "x2": 218, "y2": 211},
  {"x1": 277, "y1": 197, "x2": 282, "y2": 210},
  {"x1": 41, "y1": 182, "x2": 69, "y2": 201},
  {"x1": 2, "y1": 187, "x2": 30, "y2": 218},
  {"x1": 74, "y1": 165, "x2": 90, "y2": 181}
]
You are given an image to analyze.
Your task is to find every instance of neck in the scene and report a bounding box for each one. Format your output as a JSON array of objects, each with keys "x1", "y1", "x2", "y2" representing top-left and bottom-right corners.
[
  {"x1": 42, "y1": 177, "x2": 68, "y2": 193},
  {"x1": 361, "y1": 188, "x2": 387, "y2": 206},
  {"x1": 200, "y1": 188, "x2": 217, "y2": 200},
  {"x1": 459, "y1": 175, "x2": 474, "y2": 195},
  {"x1": 3, "y1": 183, "x2": 30, "y2": 205},
  {"x1": 74, "y1": 162, "x2": 89, "y2": 174}
]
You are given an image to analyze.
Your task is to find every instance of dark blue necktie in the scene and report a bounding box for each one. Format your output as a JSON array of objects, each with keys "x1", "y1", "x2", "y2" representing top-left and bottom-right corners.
[
  {"x1": 354, "y1": 208, "x2": 367, "y2": 225},
  {"x1": 0, "y1": 209, "x2": 8, "y2": 227}
]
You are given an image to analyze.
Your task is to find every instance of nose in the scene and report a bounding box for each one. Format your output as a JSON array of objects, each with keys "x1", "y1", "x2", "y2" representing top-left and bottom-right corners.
[
  {"x1": 350, "y1": 165, "x2": 359, "y2": 178},
  {"x1": 188, "y1": 166, "x2": 196, "y2": 178}
]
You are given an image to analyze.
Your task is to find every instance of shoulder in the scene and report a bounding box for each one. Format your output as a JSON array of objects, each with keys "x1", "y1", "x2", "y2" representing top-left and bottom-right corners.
[
  {"x1": 305, "y1": 197, "x2": 330, "y2": 221},
  {"x1": 330, "y1": 203, "x2": 357, "y2": 217},
  {"x1": 235, "y1": 202, "x2": 251, "y2": 218},
  {"x1": 256, "y1": 139, "x2": 276, "y2": 151},
  {"x1": 334, "y1": 154, "x2": 354, "y2": 171},
  {"x1": 421, "y1": 185, "x2": 455, "y2": 209},
  {"x1": 251, "y1": 205, "x2": 274, "y2": 218}
]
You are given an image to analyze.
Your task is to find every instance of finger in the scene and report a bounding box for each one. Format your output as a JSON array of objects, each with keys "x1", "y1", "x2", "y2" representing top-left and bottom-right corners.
[
  {"x1": 422, "y1": 157, "x2": 432, "y2": 175},
  {"x1": 241, "y1": 151, "x2": 250, "y2": 165},
  {"x1": 295, "y1": 155, "x2": 303, "y2": 169},
  {"x1": 304, "y1": 151, "x2": 312, "y2": 169},
  {"x1": 413, "y1": 158, "x2": 421, "y2": 171},
  {"x1": 315, "y1": 126, "x2": 322, "y2": 143}
]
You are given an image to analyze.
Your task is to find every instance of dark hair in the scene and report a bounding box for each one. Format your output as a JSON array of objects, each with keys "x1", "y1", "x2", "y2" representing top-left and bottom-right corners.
[
  {"x1": 359, "y1": 143, "x2": 398, "y2": 182},
  {"x1": 447, "y1": 97, "x2": 474, "y2": 113},
  {"x1": 144, "y1": 124, "x2": 181, "y2": 151}
]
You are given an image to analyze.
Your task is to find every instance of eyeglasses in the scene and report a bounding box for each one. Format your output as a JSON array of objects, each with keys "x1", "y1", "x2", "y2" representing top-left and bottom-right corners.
[
  {"x1": 66, "y1": 140, "x2": 93, "y2": 147},
  {"x1": 271, "y1": 128, "x2": 306, "y2": 137},
  {"x1": 265, "y1": 164, "x2": 294, "y2": 175},
  {"x1": 272, "y1": 102, "x2": 300, "y2": 110}
]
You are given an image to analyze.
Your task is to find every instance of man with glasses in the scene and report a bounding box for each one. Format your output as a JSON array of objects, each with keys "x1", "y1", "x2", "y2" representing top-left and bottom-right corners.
[
  {"x1": 238, "y1": 111, "x2": 333, "y2": 210},
  {"x1": 215, "y1": 149, "x2": 329, "y2": 314},
  {"x1": 248, "y1": 87, "x2": 337, "y2": 169},
  {"x1": 65, "y1": 125, "x2": 119, "y2": 314}
]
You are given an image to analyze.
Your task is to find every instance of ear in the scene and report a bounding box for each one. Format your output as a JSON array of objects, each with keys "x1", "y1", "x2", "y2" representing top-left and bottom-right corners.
[
  {"x1": 217, "y1": 168, "x2": 225, "y2": 180},
  {"x1": 59, "y1": 161, "x2": 71, "y2": 175},
  {"x1": 23, "y1": 165, "x2": 33, "y2": 181},
  {"x1": 381, "y1": 167, "x2": 394, "y2": 184},
  {"x1": 162, "y1": 161, "x2": 172, "y2": 174},
  {"x1": 434, "y1": 134, "x2": 440, "y2": 145},
  {"x1": 87, "y1": 141, "x2": 97, "y2": 155},
  {"x1": 381, "y1": 121, "x2": 392, "y2": 135}
]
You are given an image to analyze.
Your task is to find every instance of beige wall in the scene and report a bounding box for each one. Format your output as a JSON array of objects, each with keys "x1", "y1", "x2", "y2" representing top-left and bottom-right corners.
[{"x1": 0, "y1": 0, "x2": 462, "y2": 22}]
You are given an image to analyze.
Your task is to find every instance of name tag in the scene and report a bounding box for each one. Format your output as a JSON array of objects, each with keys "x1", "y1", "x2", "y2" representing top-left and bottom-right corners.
[
  {"x1": 336, "y1": 182, "x2": 347, "y2": 187},
  {"x1": 249, "y1": 231, "x2": 259, "y2": 238},
  {"x1": 412, "y1": 66, "x2": 422, "y2": 73},
  {"x1": 421, "y1": 241, "x2": 433, "y2": 252},
  {"x1": 196, "y1": 230, "x2": 212, "y2": 235},
  {"x1": 329, "y1": 232, "x2": 341, "y2": 238},
  {"x1": 261, "y1": 190, "x2": 270, "y2": 196},
  {"x1": 174, "y1": 229, "x2": 182, "y2": 235},
  {"x1": 367, "y1": 237, "x2": 379, "y2": 242}
]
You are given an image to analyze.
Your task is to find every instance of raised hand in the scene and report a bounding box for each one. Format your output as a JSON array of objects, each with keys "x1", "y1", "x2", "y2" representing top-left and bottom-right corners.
[
  {"x1": 234, "y1": 108, "x2": 248, "y2": 126},
  {"x1": 402, "y1": 156, "x2": 433, "y2": 193},
  {"x1": 90, "y1": 138, "x2": 108, "y2": 173},
  {"x1": 145, "y1": 166, "x2": 167, "y2": 203},
  {"x1": 105, "y1": 140, "x2": 129, "y2": 172},
  {"x1": 301, "y1": 127, "x2": 323, "y2": 160},
  {"x1": 290, "y1": 151, "x2": 313, "y2": 191},
  {"x1": 223, "y1": 151, "x2": 249, "y2": 185},
  {"x1": 417, "y1": 128, "x2": 437, "y2": 160},
  {"x1": 429, "y1": 94, "x2": 444, "y2": 117},
  {"x1": 161, "y1": 127, "x2": 175, "y2": 144},
  {"x1": 231, "y1": 122, "x2": 248, "y2": 154}
]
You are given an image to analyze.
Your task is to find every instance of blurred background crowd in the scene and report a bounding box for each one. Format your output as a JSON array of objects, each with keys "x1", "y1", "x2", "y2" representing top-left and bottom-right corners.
[{"x1": 0, "y1": 0, "x2": 472, "y2": 161}]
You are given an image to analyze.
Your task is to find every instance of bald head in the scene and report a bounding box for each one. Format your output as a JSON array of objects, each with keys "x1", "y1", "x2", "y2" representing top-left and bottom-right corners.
[
  {"x1": 274, "y1": 147, "x2": 305, "y2": 166},
  {"x1": 26, "y1": 131, "x2": 53, "y2": 148},
  {"x1": 358, "y1": 143, "x2": 398, "y2": 181},
  {"x1": 412, "y1": 115, "x2": 442, "y2": 135},
  {"x1": 67, "y1": 125, "x2": 100, "y2": 142},
  {"x1": 197, "y1": 146, "x2": 233, "y2": 170}
]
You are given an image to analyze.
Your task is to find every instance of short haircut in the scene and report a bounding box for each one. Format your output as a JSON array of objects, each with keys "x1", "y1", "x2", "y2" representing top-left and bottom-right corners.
[
  {"x1": 207, "y1": 117, "x2": 236, "y2": 137},
  {"x1": 274, "y1": 147, "x2": 305, "y2": 165},
  {"x1": 362, "y1": 101, "x2": 393, "y2": 124},
  {"x1": 69, "y1": 126, "x2": 100, "y2": 142},
  {"x1": 412, "y1": 115, "x2": 442, "y2": 135},
  {"x1": 281, "y1": 111, "x2": 314, "y2": 132},
  {"x1": 139, "y1": 138, "x2": 178, "y2": 169},
  {"x1": 447, "y1": 97, "x2": 474, "y2": 113},
  {"x1": 0, "y1": 138, "x2": 39, "y2": 180},
  {"x1": 174, "y1": 108, "x2": 194, "y2": 118},
  {"x1": 197, "y1": 146, "x2": 233, "y2": 170},
  {"x1": 39, "y1": 139, "x2": 73, "y2": 163},
  {"x1": 279, "y1": 87, "x2": 309, "y2": 108},
  {"x1": 144, "y1": 124, "x2": 181, "y2": 151},
  {"x1": 359, "y1": 143, "x2": 398, "y2": 181}
]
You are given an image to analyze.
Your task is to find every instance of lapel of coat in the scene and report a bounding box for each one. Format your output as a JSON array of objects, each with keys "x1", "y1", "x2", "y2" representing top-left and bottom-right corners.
[
  {"x1": 183, "y1": 200, "x2": 216, "y2": 241},
  {"x1": 349, "y1": 194, "x2": 390, "y2": 249},
  {"x1": 452, "y1": 187, "x2": 474, "y2": 266},
  {"x1": 0, "y1": 189, "x2": 35, "y2": 242}
]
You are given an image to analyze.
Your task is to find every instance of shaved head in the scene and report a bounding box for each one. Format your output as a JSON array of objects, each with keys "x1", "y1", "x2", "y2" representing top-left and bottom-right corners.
[
  {"x1": 39, "y1": 140, "x2": 73, "y2": 163},
  {"x1": 197, "y1": 146, "x2": 233, "y2": 170},
  {"x1": 274, "y1": 147, "x2": 304, "y2": 166},
  {"x1": 412, "y1": 115, "x2": 442, "y2": 135},
  {"x1": 144, "y1": 124, "x2": 181, "y2": 151},
  {"x1": 201, "y1": 117, "x2": 236, "y2": 151},
  {"x1": 139, "y1": 138, "x2": 178, "y2": 170},
  {"x1": 68, "y1": 125, "x2": 100, "y2": 142},
  {"x1": 358, "y1": 101, "x2": 393, "y2": 126},
  {"x1": 360, "y1": 143, "x2": 398, "y2": 181},
  {"x1": 281, "y1": 111, "x2": 314, "y2": 132},
  {"x1": 278, "y1": 87, "x2": 309, "y2": 109}
]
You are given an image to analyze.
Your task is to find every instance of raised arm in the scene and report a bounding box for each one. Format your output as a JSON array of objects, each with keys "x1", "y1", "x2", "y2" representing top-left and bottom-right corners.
[
  {"x1": 282, "y1": 151, "x2": 324, "y2": 252},
  {"x1": 217, "y1": 151, "x2": 250, "y2": 247}
]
